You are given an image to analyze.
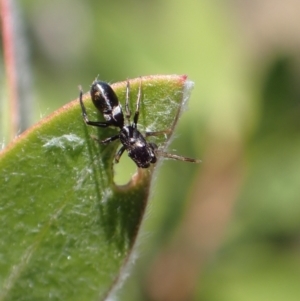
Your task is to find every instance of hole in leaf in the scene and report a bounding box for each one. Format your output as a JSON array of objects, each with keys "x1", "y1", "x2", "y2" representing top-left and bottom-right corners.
[{"x1": 113, "y1": 153, "x2": 137, "y2": 186}]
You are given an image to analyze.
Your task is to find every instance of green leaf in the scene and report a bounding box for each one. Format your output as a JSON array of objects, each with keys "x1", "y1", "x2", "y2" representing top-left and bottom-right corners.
[{"x1": 0, "y1": 75, "x2": 193, "y2": 300}]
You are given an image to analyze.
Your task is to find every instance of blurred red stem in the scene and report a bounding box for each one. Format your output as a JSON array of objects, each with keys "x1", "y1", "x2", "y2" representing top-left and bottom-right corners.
[{"x1": 0, "y1": 0, "x2": 19, "y2": 140}]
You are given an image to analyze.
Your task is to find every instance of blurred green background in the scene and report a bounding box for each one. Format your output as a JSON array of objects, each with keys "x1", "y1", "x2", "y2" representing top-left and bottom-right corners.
[{"x1": 2, "y1": 0, "x2": 300, "y2": 300}]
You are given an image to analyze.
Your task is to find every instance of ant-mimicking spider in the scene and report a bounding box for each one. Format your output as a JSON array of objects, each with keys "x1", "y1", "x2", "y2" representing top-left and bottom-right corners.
[{"x1": 79, "y1": 79, "x2": 200, "y2": 168}]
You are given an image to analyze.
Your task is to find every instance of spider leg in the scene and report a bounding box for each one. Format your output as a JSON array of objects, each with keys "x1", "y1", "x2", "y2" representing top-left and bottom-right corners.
[
  {"x1": 115, "y1": 145, "x2": 126, "y2": 163},
  {"x1": 145, "y1": 129, "x2": 171, "y2": 137},
  {"x1": 79, "y1": 86, "x2": 111, "y2": 128},
  {"x1": 92, "y1": 134, "x2": 120, "y2": 145},
  {"x1": 125, "y1": 80, "x2": 131, "y2": 123},
  {"x1": 156, "y1": 150, "x2": 201, "y2": 163},
  {"x1": 133, "y1": 77, "x2": 142, "y2": 127}
]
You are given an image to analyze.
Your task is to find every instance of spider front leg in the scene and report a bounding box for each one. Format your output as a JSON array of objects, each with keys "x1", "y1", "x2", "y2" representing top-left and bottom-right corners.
[
  {"x1": 133, "y1": 78, "x2": 142, "y2": 126},
  {"x1": 145, "y1": 129, "x2": 171, "y2": 137},
  {"x1": 156, "y1": 150, "x2": 201, "y2": 163},
  {"x1": 148, "y1": 135, "x2": 201, "y2": 163},
  {"x1": 115, "y1": 145, "x2": 126, "y2": 163},
  {"x1": 79, "y1": 87, "x2": 111, "y2": 128},
  {"x1": 125, "y1": 80, "x2": 131, "y2": 123}
]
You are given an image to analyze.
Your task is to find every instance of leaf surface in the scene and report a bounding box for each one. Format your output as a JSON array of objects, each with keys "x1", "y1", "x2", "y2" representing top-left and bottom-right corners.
[{"x1": 0, "y1": 75, "x2": 193, "y2": 300}]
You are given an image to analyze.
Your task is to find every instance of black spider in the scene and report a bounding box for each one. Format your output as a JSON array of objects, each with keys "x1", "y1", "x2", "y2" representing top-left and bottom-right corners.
[{"x1": 79, "y1": 79, "x2": 199, "y2": 168}]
